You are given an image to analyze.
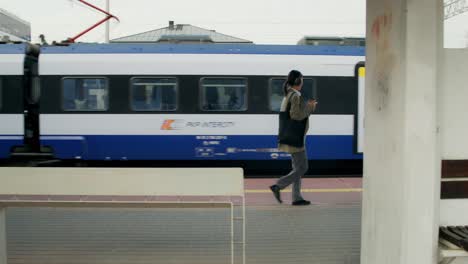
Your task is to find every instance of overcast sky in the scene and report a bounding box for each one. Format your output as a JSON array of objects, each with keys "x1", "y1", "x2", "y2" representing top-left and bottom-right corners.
[
  {"x1": 1, "y1": 0, "x2": 366, "y2": 44},
  {"x1": 0, "y1": 0, "x2": 466, "y2": 47}
]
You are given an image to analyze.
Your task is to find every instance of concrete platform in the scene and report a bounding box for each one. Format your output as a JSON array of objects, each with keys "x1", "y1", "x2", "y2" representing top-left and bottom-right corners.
[{"x1": 4, "y1": 178, "x2": 362, "y2": 264}]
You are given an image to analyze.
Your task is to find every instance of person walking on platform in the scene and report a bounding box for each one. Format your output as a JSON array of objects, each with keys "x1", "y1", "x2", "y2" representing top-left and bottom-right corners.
[{"x1": 270, "y1": 70, "x2": 317, "y2": 206}]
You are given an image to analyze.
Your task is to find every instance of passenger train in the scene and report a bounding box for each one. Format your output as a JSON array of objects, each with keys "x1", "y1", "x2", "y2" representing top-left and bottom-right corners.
[{"x1": 1, "y1": 43, "x2": 365, "y2": 174}]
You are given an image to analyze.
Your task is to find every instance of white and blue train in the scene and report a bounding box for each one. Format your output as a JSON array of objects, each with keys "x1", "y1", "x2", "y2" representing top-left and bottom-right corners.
[
  {"x1": 0, "y1": 43, "x2": 39, "y2": 159},
  {"x1": 1, "y1": 43, "x2": 365, "y2": 174}
]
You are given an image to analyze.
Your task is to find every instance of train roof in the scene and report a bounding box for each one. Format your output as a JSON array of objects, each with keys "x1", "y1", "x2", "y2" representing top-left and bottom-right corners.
[{"x1": 40, "y1": 43, "x2": 365, "y2": 56}]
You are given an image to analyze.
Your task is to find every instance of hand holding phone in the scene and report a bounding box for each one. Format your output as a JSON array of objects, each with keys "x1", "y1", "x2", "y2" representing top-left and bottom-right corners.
[{"x1": 307, "y1": 99, "x2": 318, "y2": 106}]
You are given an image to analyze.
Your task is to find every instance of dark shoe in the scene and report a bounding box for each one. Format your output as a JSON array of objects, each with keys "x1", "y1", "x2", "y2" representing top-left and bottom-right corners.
[
  {"x1": 292, "y1": 199, "x2": 311, "y2": 206},
  {"x1": 270, "y1": 185, "x2": 282, "y2": 204}
]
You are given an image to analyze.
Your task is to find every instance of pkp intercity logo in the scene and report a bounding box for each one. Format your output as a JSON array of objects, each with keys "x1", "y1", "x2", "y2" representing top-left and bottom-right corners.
[
  {"x1": 161, "y1": 119, "x2": 235, "y2": 130},
  {"x1": 160, "y1": 119, "x2": 185, "y2": 130}
]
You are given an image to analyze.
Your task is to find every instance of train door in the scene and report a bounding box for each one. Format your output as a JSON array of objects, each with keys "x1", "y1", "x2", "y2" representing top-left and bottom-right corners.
[
  {"x1": 355, "y1": 62, "x2": 365, "y2": 154},
  {"x1": 23, "y1": 55, "x2": 41, "y2": 153}
]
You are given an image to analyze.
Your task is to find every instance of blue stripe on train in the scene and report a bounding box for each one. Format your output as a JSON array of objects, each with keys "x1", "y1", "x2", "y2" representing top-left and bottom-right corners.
[
  {"x1": 0, "y1": 43, "x2": 29, "y2": 54},
  {"x1": 41, "y1": 135, "x2": 363, "y2": 160},
  {"x1": 41, "y1": 43, "x2": 365, "y2": 56},
  {"x1": 0, "y1": 136, "x2": 23, "y2": 158}
]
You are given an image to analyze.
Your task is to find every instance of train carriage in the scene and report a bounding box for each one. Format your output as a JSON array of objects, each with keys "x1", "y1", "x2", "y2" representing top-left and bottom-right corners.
[{"x1": 38, "y1": 43, "x2": 365, "y2": 173}]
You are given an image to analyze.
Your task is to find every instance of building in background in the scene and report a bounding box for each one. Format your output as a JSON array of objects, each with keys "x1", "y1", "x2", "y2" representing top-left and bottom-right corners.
[
  {"x1": 0, "y1": 8, "x2": 31, "y2": 42},
  {"x1": 298, "y1": 36, "x2": 365, "y2": 46},
  {"x1": 112, "y1": 21, "x2": 253, "y2": 44}
]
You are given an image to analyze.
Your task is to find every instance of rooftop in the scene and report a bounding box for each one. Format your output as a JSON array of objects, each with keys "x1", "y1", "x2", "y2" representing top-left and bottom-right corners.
[{"x1": 111, "y1": 21, "x2": 253, "y2": 44}]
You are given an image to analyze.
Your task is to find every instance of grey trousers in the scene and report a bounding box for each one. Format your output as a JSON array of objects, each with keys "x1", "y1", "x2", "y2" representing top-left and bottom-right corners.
[{"x1": 276, "y1": 151, "x2": 308, "y2": 202}]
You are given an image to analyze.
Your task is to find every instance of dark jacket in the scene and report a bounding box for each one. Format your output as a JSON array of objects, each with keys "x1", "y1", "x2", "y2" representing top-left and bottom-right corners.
[{"x1": 278, "y1": 88, "x2": 314, "y2": 153}]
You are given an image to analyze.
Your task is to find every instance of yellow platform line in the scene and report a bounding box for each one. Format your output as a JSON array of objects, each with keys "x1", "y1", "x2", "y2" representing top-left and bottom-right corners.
[{"x1": 245, "y1": 188, "x2": 362, "y2": 193}]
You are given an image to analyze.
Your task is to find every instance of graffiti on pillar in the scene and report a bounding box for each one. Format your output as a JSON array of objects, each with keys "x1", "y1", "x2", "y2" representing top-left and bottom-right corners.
[{"x1": 371, "y1": 11, "x2": 396, "y2": 111}]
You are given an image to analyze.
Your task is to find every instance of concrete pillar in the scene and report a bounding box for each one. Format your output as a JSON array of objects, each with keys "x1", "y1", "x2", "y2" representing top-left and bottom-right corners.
[
  {"x1": 0, "y1": 208, "x2": 6, "y2": 264},
  {"x1": 362, "y1": 0, "x2": 442, "y2": 263}
]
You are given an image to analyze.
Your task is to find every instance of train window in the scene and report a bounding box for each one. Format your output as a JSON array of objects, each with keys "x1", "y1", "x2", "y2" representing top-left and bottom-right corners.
[
  {"x1": 200, "y1": 78, "x2": 247, "y2": 111},
  {"x1": 269, "y1": 78, "x2": 317, "y2": 112},
  {"x1": 302, "y1": 79, "x2": 317, "y2": 100},
  {"x1": 269, "y1": 79, "x2": 285, "y2": 112},
  {"x1": 62, "y1": 78, "x2": 108, "y2": 111},
  {"x1": 130, "y1": 78, "x2": 177, "y2": 111}
]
